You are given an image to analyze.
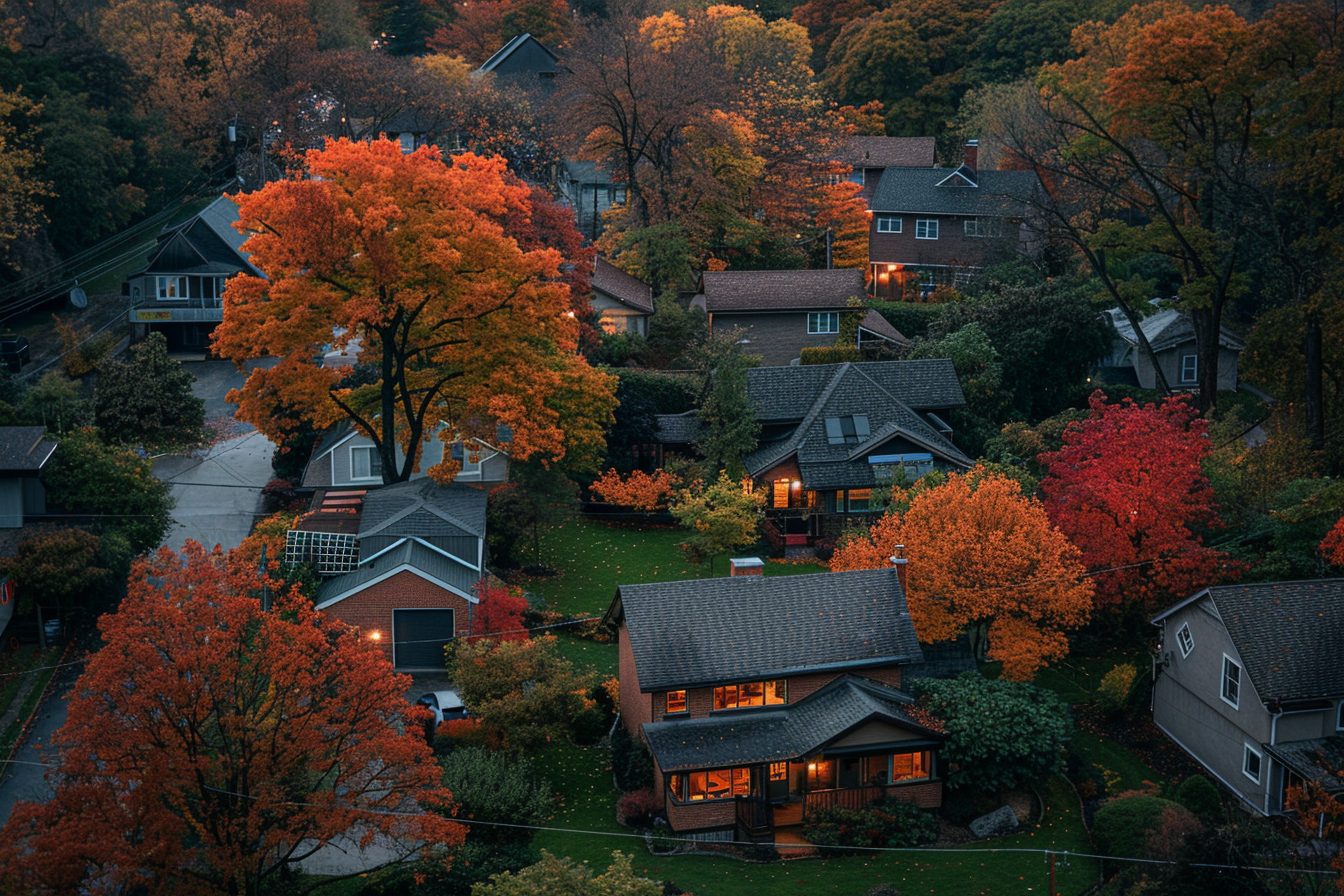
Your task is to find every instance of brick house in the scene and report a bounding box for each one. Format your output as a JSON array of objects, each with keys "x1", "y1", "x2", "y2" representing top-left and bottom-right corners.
[
  {"x1": 690, "y1": 269, "x2": 907, "y2": 366},
  {"x1": 604, "y1": 564, "x2": 944, "y2": 840}
]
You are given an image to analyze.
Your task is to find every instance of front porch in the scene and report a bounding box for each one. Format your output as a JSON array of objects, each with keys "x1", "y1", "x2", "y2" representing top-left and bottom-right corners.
[{"x1": 732, "y1": 773, "x2": 942, "y2": 844}]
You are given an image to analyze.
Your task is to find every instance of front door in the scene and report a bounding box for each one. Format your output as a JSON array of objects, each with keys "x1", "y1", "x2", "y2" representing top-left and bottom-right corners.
[{"x1": 839, "y1": 756, "x2": 863, "y2": 789}]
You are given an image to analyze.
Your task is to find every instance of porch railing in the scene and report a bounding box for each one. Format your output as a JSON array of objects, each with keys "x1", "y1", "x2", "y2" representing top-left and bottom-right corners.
[
  {"x1": 734, "y1": 796, "x2": 773, "y2": 843},
  {"x1": 803, "y1": 785, "x2": 884, "y2": 819}
]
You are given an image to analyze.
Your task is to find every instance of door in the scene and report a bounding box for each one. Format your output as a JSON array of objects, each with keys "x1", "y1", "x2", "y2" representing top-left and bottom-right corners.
[{"x1": 392, "y1": 608, "x2": 456, "y2": 671}]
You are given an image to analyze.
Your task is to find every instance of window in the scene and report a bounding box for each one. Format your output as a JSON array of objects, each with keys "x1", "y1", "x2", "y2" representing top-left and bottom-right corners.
[
  {"x1": 666, "y1": 690, "x2": 687, "y2": 714},
  {"x1": 157, "y1": 275, "x2": 187, "y2": 300},
  {"x1": 713, "y1": 680, "x2": 786, "y2": 710},
  {"x1": 670, "y1": 766, "x2": 752, "y2": 802},
  {"x1": 398, "y1": 133, "x2": 415, "y2": 154},
  {"x1": 1337, "y1": 702, "x2": 1344, "y2": 731},
  {"x1": 769, "y1": 761, "x2": 788, "y2": 782},
  {"x1": 876, "y1": 215, "x2": 902, "y2": 233},
  {"x1": 963, "y1": 217, "x2": 1003, "y2": 238},
  {"x1": 870, "y1": 453, "x2": 934, "y2": 483},
  {"x1": 1221, "y1": 655, "x2": 1241, "y2": 709},
  {"x1": 824, "y1": 415, "x2": 871, "y2": 446},
  {"x1": 350, "y1": 446, "x2": 383, "y2": 480},
  {"x1": 1181, "y1": 354, "x2": 1198, "y2": 383},
  {"x1": 888, "y1": 750, "x2": 931, "y2": 782},
  {"x1": 849, "y1": 169, "x2": 865, "y2": 186},
  {"x1": 1243, "y1": 743, "x2": 1262, "y2": 783},
  {"x1": 847, "y1": 489, "x2": 872, "y2": 513},
  {"x1": 1176, "y1": 622, "x2": 1194, "y2": 658},
  {"x1": 808, "y1": 312, "x2": 840, "y2": 334},
  {"x1": 915, "y1": 219, "x2": 939, "y2": 240}
]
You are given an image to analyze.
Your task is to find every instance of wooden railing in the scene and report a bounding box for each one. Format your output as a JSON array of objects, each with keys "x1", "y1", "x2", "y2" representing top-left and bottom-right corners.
[
  {"x1": 735, "y1": 796, "x2": 773, "y2": 843},
  {"x1": 803, "y1": 786, "x2": 884, "y2": 819}
]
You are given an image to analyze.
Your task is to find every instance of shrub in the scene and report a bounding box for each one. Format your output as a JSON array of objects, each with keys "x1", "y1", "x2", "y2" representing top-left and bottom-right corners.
[
  {"x1": 813, "y1": 537, "x2": 837, "y2": 563},
  {"x1": 611, "y1": 725, "x2": 655, "y2": 792},
  {"x1": 616, "y1": 787, "x2": 661, "y2": 828},
  {"x1": 1144, "y1": 804, "x2": 1205, "y2": 861},
  {"x1": 261, "y1": 479, "x2": 300, "y2": 514},
  {"x1": 1175, "y1": 775, "x2": 1222, "y2": 824},
  {"x1": 435, "y1": 717, "x2": 503, "y2": 754},
  {"x1": 802, "y1": 796, "x2": 938, "y2": 854},
  {"x1": 1096, "y1": 663, "x2": 1138, "y2": 714},
  {"x1": 910, "y1": 673, "x2": 1072, "y2": 792},
  {"x1": 1092, "y1": 794, "x2": 1188, "y2": 858}
]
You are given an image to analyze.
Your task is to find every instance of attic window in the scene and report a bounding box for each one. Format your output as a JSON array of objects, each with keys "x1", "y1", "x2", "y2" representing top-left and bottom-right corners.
[
  {"x1": 825, "y1": 415, "x2": 871, "y2": 445},
  {"x1": 1176, "y1": 622, "x2": 1194, "y2": 657}
]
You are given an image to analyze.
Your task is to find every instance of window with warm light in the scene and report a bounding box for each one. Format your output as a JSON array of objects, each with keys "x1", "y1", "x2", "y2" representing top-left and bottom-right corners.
[
  {"x1": 888, "y1": 750, "x2": 931, "y2": 782},
  {"x1": 713, "y1": 680, "x2": 786, "y2": 710},
  {"x1": 670, "y1": 766, "x2": 752, "y2": 802},
  {"x1": 665, "y1": 690, "x2": 687, "y2": 714},
  {"x1": 770, "y1": 762, "x2": 788, "y2": 782},
  {"x1": 847, "y1": 488, "x2": 872, "y2": 512},
  {"x1": 772, "y1": 480, "x2": 791, "y2": 509}
]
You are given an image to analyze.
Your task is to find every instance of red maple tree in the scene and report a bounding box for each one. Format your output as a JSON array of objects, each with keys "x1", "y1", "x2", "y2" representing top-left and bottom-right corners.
[
  {"x1": 470, "y1": 579, "x2": 530, "y2": 643},
  {"x1": 0, "y1": 542, "x2": 464, "y2": 896},
  {"x1": 1039, "y1": 393, "x2": 1241, "y2": 612},
  {"x1": 1322, "y1": 517, "x2": 1344, "y2": 568}
]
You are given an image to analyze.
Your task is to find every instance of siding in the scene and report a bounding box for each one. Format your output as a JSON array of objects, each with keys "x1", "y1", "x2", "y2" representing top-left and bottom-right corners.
[
  {"x1": 1142, "y1": 346, "x2": 1241, "y2": 392},
  {"x1": 828, "y1": 718, "x2": 927, "y2": 749},
  {"x1": 711, "y1": 312, "x2": 848, "y2": 367},
  {"x1": 0, "y1": 479, "x2": 21, "y2": 528},
  {"x1": 320, "y1": 569, "x2": 472, "y2": 668}
]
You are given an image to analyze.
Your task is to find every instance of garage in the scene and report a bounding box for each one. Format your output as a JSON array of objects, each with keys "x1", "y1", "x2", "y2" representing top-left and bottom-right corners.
[{"x1": 392, "y1": 608, "x2": 456, "y2": 671}]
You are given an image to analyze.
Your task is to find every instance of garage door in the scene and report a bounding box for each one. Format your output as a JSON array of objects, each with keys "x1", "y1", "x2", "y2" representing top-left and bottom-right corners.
[{"x1": 392, "y1": 609, "x2": 456, "y2": 671}]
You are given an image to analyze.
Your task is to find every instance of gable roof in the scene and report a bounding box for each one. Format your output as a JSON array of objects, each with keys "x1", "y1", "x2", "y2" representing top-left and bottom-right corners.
[
  {"x1": 1104, "y1": 307, "x2": 1245, "y2": 353},
  {"x1": 748, "y1": 360, "x2": 965, "y2": 420},
  {"x1": 0, "y1": 426, "x2": 57, "y2": 474},
  {"x1": 836, "y1": 137, "x2": 936, "y2": 170},
  {"x1": 869, "y1": 167, "x2": 1040, "y2": 218},
  {"x1": 696, "y1": 269, "x2": 866, "y2": 313},
  {"x1": 478, "y1": 33, "x2": 561, "y2": 74},
  {"x1": 359, "y1": 479, "x2": 487, "y2": 541},
  {"x1": 132, "y1": 195, "x2": 262, "y2": 278},
  {"x1": 1154, "y1": 580, "x2": 1344, "y2": 702},
  {"x1": 593, "y1": 257, "x2": 654, "y2": 314},
  {"x1": 607, "y1": 566, "x2": 923, "y2": 692},
  {"x1": 642, "y1": 675, "x2": 941, "y2": 771},
  {"x1": 859, "y1": 309, "x2": 907, "y2": 344},
  {"x1": 314, "y1": 536, "x2": 481, "y2": 609}
]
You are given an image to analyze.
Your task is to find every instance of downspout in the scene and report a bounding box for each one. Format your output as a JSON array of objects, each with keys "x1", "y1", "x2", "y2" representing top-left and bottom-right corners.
[{"x1": 1267, "y1": 698, "x2": 1283, "y2": 816}]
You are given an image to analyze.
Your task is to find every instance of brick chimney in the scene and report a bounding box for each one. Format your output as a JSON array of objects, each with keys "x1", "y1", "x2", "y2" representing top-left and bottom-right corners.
[
  {"x1": 889, "y1": 545, "x2": 909, "y2": 594},
  {"x1": 729, "y1": 557, "x2": 765, "y2": 577},
  {"x1": 964, "y1": 139, "x2": 979, "y2": 173}
]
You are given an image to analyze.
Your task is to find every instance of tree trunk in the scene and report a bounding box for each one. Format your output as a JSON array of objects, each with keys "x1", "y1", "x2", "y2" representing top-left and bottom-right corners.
[
  {"x1": 1305, "y1": 311, "x2": 1325, "y2": 450},
  {"x1": 1190, "y1": 308, "x2": 1219, "y2": 414}
]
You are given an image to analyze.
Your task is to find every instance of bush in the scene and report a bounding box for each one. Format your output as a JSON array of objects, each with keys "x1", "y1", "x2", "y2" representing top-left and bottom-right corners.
[
  {"x1": 1096, "y1": 664, "x2": 1138, "y2": 714},
  {"x1": 869, "y1": 300, "x2": 944, "y2": 341},
  {"x1": 1092, "y1": 794, "x2": 1188, "y2": 858},
  {"x1": 261, "y1": 479, "x2": 300, "y2": 514},
  {"x1": 910, "y1": 673, "x2": 1072, "y2": 792},
  {"x1": 611, "y1": 725, "x2": 655, "y2": 792},
  {"x1": 802, "y1": 796, "x2": 938, "y2": 854},
  {"x1": 813, "y1": 537, "x2": 837, "y2": 563},
  {"x1": 800, "y1": 345, "x2": 863, "y2": 365},
  {"x1": 1175, "y1": 775, "x2": 1222, "y2": 824},
  {"x1": 616, "y1": 787, "x2": 661, "y2": 828}
]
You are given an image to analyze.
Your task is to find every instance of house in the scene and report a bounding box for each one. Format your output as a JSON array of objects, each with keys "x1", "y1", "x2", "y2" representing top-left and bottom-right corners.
[
  {"x1": 1151, "y1": 580, "x2": 1344, "y2": 815},
  {"x1": 689, "y1": 269, "x2": 908, "y2": 366},
  {"x1": 867, "y1": 141, "x2": 1043, "y2": 299},
  {"x1": 301, "y1": 421, "x2": 508, "y2": 491},
  {"x1": 591, "y1": 258, "x2": 654, "y2": 336},
  {"x1": 833, "y1": 136, "x2": 937, "y2": 204},
  {"x1": 123, "y1": 195, "x2": 263, "y2": 353},
  {"x1": 555, "y1": 161, "x2": 627, "y2": 240},
  {"x1": 477, "y1": 33, "x2": 565, "y2": 86},
  {"x1": 744, "y1": 360, "x2": 971, "y2": 542},
  {"x1": 287, "y1": 479, "x2": 488, "y2": 671},
  {"x1": 1099, "y1": 307, "x2": 1245, "y2": 392},
  {"x1": 604, "y1": 564, "x2": 944, "y2": 840},
  {"x1": 0, "y1": 427, "x2": 56, "y2": 528}
]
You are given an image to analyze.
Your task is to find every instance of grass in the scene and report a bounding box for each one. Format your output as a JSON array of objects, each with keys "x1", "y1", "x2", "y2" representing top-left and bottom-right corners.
[{"x1": 0, "y1": 647, "x2": 61, "y2": 755}]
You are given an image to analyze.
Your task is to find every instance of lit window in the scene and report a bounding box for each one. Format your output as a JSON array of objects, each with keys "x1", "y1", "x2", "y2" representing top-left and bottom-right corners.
[
  {"x1": 738, "y1": 681, "x2": 765, "y2": 707},
  {"x1": 764, "y1": 680, "x2": 786, "y2": 705},
  {"x1": 351, "y1": 446, "x2": 383, "y2": 480},
  {"x1": 848, "y1": 489, "x2": 872, "y2": 513},
  {"x1": 808, "y1": 312, "x2": 840, "y2": 334},
  {"x1": 666, "y1": 690, "x2": 686, "y2": 714},
  {"x1": 713, "y1": 680, "x2": 786, "y2": 710},
  {"x1": 1243, "y1": 744, "x2": 1262, "y2": 783},
  {"x1": 889, "y1": 750, "x2": 931, "y2": 782},
  {"x1": 1181, "y1": 354, "x2": 1198, "y2": 383},
  {"x1": 1222, "y1": 655, "x2": 1241, "y2": 709},
  {"x1": 770, "y1": 761, "x2": 788, "y2": 782},
  {"x1": 1177, "y1": 622, "x2": 1194, "y2": 658},
  {"x1": 876, "y1": 215, "x2": 902, "y2": 233},
  {"x1": 915, "y1": 219, "x2": 939, "y2": 240},
  {"x1": 672, "y1": 767, "x2": 753, "y2": 802}
]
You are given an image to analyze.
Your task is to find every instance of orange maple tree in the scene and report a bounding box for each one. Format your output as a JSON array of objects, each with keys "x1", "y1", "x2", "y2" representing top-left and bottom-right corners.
[
  {"x1": 830, "y1": 468, "x2": 1093, "y2": 681},
  {"x1": 589, "y1": 468, "x2": 680, "y2": 513},
  {"x1": 213, "y1": 138, "x2": 616, "y2": 484},
  {"x1": 1040, "y1": 393, "x2": 1242, "y2": 613},
  {"x1": 0, "y1": 541, "x2": 463, "y2": 896}
]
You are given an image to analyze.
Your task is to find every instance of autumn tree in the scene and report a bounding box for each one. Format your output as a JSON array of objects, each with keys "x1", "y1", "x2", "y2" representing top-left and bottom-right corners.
[
  {"x1": 0, "y1": 542, "x2": 464, "y2": 896},
  {"x1": 213, "y1": 139, "x2": 616, "y2": 485},
  {"x1": 669, "y1": 471, "x2": 766, "y2": 573},
  {"x1": 469, "y1": 579, "x2": 530, "y2": 642},
  {"x1": 1040, "y1": 393, "x2": 1240, "y2": 613},
  {"x1": 0, "y1": 527, "x2": 108, "y2": 617},
  {"x1": 0, "y1": 86, "x2": 49, "y2": 263},
  {"x1": 831, "y1": 467, "x2": 1092, "y2": 680},
  {"x1": 590, "y1": 468, "x2": 680, "y2": 513},
  {"x1": 1321, "y1": 517, "x2": 1344, "y2": 569}
]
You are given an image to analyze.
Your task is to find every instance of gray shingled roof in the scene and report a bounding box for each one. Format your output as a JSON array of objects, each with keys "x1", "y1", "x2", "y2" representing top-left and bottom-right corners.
[
  {"x1": 870, "y1": 167, "x2": 1040, "y2": 217},
  {"x1": 697, "y1": 269, "x2": 866, "y2": 312},
  {"x1": 859, "y1": 309, "x2": 908, "y2": 344},
  {"x1": 1206, "y1": 580, "x2": 1344, "y2": 702},
  {"x1": 478, "y1": 32, "x2": 559, "y2": 73},
  {"x1": 748, "y1": 360, "x2": 964, "y2": 421},
  {"x1": 1105, "y1": 307, "x2": 1244, "y2": 353},
  {"x1": 0, "y1": 426, "x2": 57, "y2": 474},
  {"x1": 837, "y1": 137, "x2": 936, "y2": 170},
  {"x1": 610, "y1": 567, "x2": 923, "y2": 692},
  {"x1": 1264, "y1": 736, "x2": 1344, "y2": 793},
  {"x1": 742, "y1": 362, "x2": 972, "y2": 482},
  {"x1": 594, "y1": 257, "x2": 654, "y2": 314},
  {"x1": 315, "y1": 536, "x2": 480, "y2": 607},
  {"x1": 643, "y1": 675, "x2": 939, "y2": 771},
  {"x1": 654, "y1": 411, "x2": 701, "y2": 444},
  {"x1": 359, "y1": 479, "x2": 487, "y2": 540}
]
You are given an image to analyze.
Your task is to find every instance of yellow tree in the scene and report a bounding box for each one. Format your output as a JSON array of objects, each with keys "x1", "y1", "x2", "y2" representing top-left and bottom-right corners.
[
  {"x1": 214, "y1": 139, "x2": 616, "y2": 484},
  {"x1": 831, "y1": 468, "x2": 1093, "y2": 680}
]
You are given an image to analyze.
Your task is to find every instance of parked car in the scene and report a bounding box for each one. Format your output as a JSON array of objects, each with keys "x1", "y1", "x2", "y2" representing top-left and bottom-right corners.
[
  {"x1": 0, "y1": 336, "x2": 29, "y2": 373},
  {"x1": 417, "y1": 690, "x2": 467, "y2": 726}
]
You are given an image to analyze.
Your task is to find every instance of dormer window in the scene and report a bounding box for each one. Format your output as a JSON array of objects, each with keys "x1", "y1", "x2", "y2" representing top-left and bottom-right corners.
[{"x1": 825, "y1": 415, "x2": 870, "y2": 445}]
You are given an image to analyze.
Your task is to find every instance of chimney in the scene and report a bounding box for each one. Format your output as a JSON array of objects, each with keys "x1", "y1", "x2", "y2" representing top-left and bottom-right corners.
[
  {"x1": 964, "y1": 139, "x2": 978, "y2": 173},
  {"x1": 729, "y1": 557, "x2": 765, "y2": 577},
  {"x1": 889, "y1": 545, "x2": 909, "y2": 594}
]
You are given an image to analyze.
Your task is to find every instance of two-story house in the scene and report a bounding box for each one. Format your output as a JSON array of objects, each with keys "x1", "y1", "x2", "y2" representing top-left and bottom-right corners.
[
  {"x1": 690, "y1": 269, "x2": 907, "y2": 366},
  {"x1": 604, "y1": 563, "x2": 944, "y2": 841},
  {"x1": 123, "y1": 195, "x2": 263, "y2": 353},
  {"x1": 301, "y1": 421, "x2": 508, "y2": 491},
  {"x1": 1099, "y1": 307, "x2": 1244, "y2": 393},
  {"x1": 867, "y1": 142, "x2": 1043, "y2": 299},
  {"x1": 1151, "y1": 580, "x2": 1344, "y2": 815}
]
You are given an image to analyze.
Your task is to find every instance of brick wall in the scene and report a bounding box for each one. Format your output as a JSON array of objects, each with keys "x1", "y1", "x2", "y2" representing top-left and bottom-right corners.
[
  {"x1": 712, "y1": 312, "x2": 847, "y2": 366},
  {"x1": 619, "y1": 624, "x2": 653, "y2": 740},
  {"x1": 882, "y1": 780, "x2": 942, "y2": 809},
  {"x1": 321, "y1": 570, "x2": 473, "y2": 666},
  {"x1": 868, "y1": 216, "x2": 1022, "y2": 270},
  {"x1": 665, "y1": 793, "x2": 737, "y2": 833}
]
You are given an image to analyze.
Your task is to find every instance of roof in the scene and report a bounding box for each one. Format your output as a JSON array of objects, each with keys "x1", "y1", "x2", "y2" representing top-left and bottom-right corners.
[
  {"x1": 130, "y1": 195, "x2": 261, "y2": 279},
  {"x1": 859, "y1": 308, "x2": 907, "y2": 344},
  {"x1": 301, "y1": 421, "x2": 359, "y2": 489},
  {"x1": 1264, "y1": 736, "x2": 1344, "y2": 794},
  {"x1": 593, "y1": 258, "x2": 654, "y2": 314},
  {"x1": 836, "y1": 137, "x2": 937, "y2": 170},
  {"x1": 696, "y1": 269, "x2": 866, "y2": 313},
  {"x1": 0, "y1": 427, "x2": 57, "y2": 474},
  {"x1": 1104, "y1": 307, "x2": 1245, "y2": 353},
  {"x1": 1154, "y1": 580, "x2": 1344, "y2": 702},
  {"x1": 294, "y1": 489, "x2": 368, "y2": 536},
  {"x1": 315, "y1": 536, "x2": 481, "y2": 609},
  {"x1": 748, "y1": 360, "x2": 964, "y2": 421},
  {"x1": 654, "y1": 411, "x2": 701, "y2": 444},
  {"x1": 643, "y1": 675, "x2": 941, "y2": 771},
  {"x1": 869, "y1": 167, "x2": 1040, "y2": 217},
  {"x1": 562, "y1": 160, "x2": 615, "y2": 186},
  {"x1": 478, "y1": 32, "x2": 561, "y2": 74},
  {"x1": 608, "y1": 566, "x2": 923, "y2": 692},
  {"x1": 359, "y1": 478, "x2": 487, "y2": 541}
]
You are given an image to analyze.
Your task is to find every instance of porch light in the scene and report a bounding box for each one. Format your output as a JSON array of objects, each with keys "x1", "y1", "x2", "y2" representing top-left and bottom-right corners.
[
  {"x1": 886, "y1": 264, "x2": 896, "y2": 272},
  {"x1": 791, "y1": 481, "x2": 800, "y2": 490},
  {"x1": 367, "y1": 630, "x2": 382, "y2": 641}
]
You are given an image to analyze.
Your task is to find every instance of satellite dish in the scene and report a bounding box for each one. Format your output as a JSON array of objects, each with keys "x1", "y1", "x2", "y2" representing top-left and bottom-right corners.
[{"x1": 70, "y1": 286, "x2": 87, "y2": 309}]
